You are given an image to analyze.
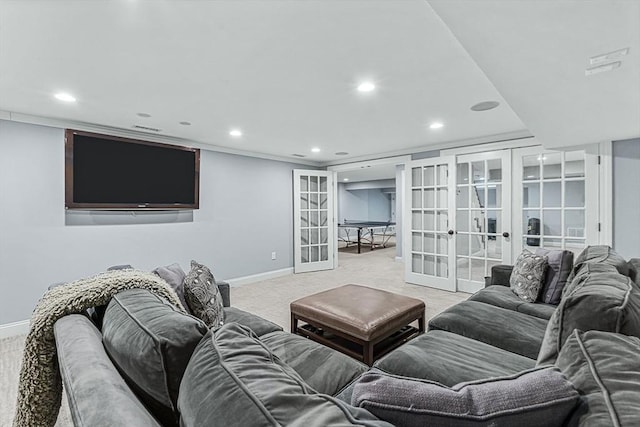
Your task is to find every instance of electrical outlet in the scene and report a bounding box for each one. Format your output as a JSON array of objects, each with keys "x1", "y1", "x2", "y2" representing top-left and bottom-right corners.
[{"x1": 271, "y1": 252, "x2": 277, "y2": 260}]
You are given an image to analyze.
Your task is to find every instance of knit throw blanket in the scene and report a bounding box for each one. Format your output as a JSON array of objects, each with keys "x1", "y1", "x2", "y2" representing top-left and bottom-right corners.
[{"x1": 13, "y1": 269, "x2": 184, "y2": 427}]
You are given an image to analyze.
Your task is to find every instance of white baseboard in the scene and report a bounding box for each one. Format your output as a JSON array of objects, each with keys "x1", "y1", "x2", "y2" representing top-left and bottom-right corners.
[
  {"x1": 0, "y1": 319, "x2": 30, "y2": 339},
  {"x1": 226, "y1": 267, "x2": 294, "y2": 287}
]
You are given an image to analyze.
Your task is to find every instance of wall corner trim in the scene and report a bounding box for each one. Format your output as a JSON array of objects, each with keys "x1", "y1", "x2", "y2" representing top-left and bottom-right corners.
[
  {"x1": 0, "y1": 320, "x2": 30, "y2": 339},
  {"x1": 226, "y1": 267, "x2": 294, "y2": 287}
]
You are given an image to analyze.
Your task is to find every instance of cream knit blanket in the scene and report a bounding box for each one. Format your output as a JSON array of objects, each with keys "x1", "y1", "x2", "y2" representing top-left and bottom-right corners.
[{"x1": 13, "y1": 269, "x2": 184, "y2": 427}]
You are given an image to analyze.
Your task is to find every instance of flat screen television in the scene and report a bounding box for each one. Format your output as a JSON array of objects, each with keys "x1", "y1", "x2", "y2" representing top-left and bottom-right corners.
[{"x1": 65, "y1": 129, "x2": 200, "y2": 210}]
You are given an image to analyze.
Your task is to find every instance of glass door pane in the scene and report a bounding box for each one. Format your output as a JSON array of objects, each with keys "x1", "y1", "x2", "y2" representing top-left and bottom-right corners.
[{"x1": 519, "y1": 150, "x2": 588, "y2": 256}]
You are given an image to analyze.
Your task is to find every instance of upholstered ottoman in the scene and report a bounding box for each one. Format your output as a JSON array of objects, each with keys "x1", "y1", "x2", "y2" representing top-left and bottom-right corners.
[{"x1": 290, "y1": 284, "x2": 425, "y2": 365}]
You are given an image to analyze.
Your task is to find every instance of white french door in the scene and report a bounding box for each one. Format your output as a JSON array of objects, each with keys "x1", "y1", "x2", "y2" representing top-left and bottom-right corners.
[
  {"x1": 512, "y1": 146, "x2": 599, "y2": 256},
  {"x1": 404, "y1": 151, "x2": 512, "y2": 293},
  {"x1": 405, "y1": 157, "x2": 456, "y2": 291},
  {"x1": 293, "y1": 170, "x2": 335, "y2": 273},
  {"x1": 403, "y1": 145, "x2": 602, "y2": 293},
  {"x1": 455, "y1": 150, "x2": 512, "y2": 293}
]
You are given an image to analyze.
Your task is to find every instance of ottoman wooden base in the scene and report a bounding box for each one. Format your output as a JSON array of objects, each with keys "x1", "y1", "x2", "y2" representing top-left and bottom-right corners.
[{"x1": 290, "y1": 284, "x2": 425, "y2": 365}]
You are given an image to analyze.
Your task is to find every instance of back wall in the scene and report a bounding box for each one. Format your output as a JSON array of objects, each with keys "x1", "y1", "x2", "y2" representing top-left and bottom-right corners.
[{"x1": 0, "y1": 119, "x2": 308, "y2": 324}]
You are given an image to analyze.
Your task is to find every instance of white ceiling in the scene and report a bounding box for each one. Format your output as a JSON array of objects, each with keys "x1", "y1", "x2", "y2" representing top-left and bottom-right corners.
[
  {"x1": 429, "y1": 0, "x2": 640, "y2": 149},
  {"x1": 0, "y1": 1, "x2": 637, "y2": 165},
  {"x1": 337, "y1": 164, "x2": 397, "y2": 183}
]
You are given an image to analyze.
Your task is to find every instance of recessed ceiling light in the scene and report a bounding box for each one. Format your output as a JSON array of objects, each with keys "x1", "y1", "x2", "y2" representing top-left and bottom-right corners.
[
  {"x1": 527, "y1": 175, "x2": 535, "y2": 179},
  {"x1": 429, "y1": 122, "x2": 444, "y2": 129},
  {"x1": 311, "y1": 147, "x2": 321, "y2": 153},
  {"x1": 54, "y1": 92, "x2": 76, "y2": 102},
  {"x1": 335, "y1": 152, "x2": 349, "y2": 156},
  {"x1": 471, "y1": 101, "x2": 500, "y2": 111},
  {"x1": 229, "y1": 129, "x2": 242, "y2": 137},
  {"x1": 179, "y1": 121, "x2": 191, "y2": 126},
  {"x1": 137, "y1": 112, "x2": 151, "y2": 118},
  {"x1": 343, "y1": 178, "x2": 349, "y2": 182},
  {"x1": 357, "y1": 82, "x2": 375, "y2": 92}
]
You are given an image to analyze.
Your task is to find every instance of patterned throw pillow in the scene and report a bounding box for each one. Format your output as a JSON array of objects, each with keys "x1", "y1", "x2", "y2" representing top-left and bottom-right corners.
[
  {"x1": 183, "y1": 260, "x2": 225, "y2": 328},
  {"x1": 510, "y1": 250, "x2": 548, "y2": 302}
]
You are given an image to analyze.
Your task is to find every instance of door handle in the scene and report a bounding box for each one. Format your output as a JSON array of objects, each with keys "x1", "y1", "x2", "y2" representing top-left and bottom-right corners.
[
  {"x1": 502, "y1": 232, "x2": 510, "y2": 238},
  {"x1": 448, "y1": 230, "x2": 455, "y2": 235}
]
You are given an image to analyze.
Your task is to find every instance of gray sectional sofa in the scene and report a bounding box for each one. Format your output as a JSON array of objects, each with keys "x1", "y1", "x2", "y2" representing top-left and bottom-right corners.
[{"x1": 53, "y1": 246, "x2": 640, "y2": 426}]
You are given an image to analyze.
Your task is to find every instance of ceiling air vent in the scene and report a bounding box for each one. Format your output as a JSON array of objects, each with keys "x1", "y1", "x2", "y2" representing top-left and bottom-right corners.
[
  {"x1": 132, "y1": 124, "x2": 161, "y2": 132},
  {"x1": 292, "y1": 154, "x2": 306, "y2": 158}
]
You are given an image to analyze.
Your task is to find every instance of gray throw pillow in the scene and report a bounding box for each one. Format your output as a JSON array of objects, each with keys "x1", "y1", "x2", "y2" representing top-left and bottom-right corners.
[
  {"x1": 178, "y1": 323, "x2": 392, "y2": 427},
  {"x1": 510, "y1": 250, "x2": 548, "y2": 302},
  {"x1": 152, "y1": 263, "x2": 189, "y2": 313},
  {"x1": 351, "y1": 367, "x2": 579, "y2": 427},
  {"x1": 535, "y1": 249, "x2": 574, "y2": 304},
  {"x1": 102, "y1": 289, "x2": 208, "y2": 427},
  {"x1": 556, "y1": 330, "x2": 640, "y2": 426},
  {"x1": 183, "y1": 260, "x2": 224, "y2": 328}
]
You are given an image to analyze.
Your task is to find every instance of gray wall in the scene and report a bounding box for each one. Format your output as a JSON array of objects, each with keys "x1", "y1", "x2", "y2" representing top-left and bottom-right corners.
[
  {"x1": 613, "y1": 138, "x2": 640, "y2": 259},
  {"x1": 0, "y1": 119, "x2": 307, "y2": 324},
  {"x1": 338, "y1": 185, "x2": 394, "y2": 223}
]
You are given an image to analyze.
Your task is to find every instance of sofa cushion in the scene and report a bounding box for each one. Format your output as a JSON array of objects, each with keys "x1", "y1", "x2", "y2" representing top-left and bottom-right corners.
[
  {"x1": 569, "y1": 245, "x2": 631, "y2": 282},
  {"x1": 469, "y1": 286, "x2": 556, "y2": 320},
  {"x1": 489, "y1": 264, "x2": 514, "y2": 286},
  {"x1": 183, "y1": 260, "x2": 225, "y2": 328},
  {"x1": 428, "y1": 300, "x2": 548, "y2": 359},
  {"x1": 152, "y1": 262, "x2": 189, "y2": 313},
  {"x1": 535, "y1": 248, "x2": 574, "y2": 304},
  {"x1": 54, "y1": 315, "x2": 162, "y2": 427},
  {"x1": 556, "y1": 330, "x2": 640, "y2": 426},
  {"x1": 351, "y1": 367, "x2": 579, "y2": 427},
  {"x1": 102, "y1": 289, "x2": 208, "y2": 426},
  {"x1": 510, "y1": 250, "x2": 548, "y2": 302},
  {"x1": 177, "y1": 323, "x2": 392, "y2": 427},
  {"x1": 223, "y1": 306, "x2": 283, "y2": 337},
  {"x1": 260, "y1": 330, "x2": 368, "y2": 396},
  {"x1": 537, "y1": 264, "x2": 640, "y2": 365},
  {"x1": 374, "y1": 330, "x2": 536, "y2": 386}
]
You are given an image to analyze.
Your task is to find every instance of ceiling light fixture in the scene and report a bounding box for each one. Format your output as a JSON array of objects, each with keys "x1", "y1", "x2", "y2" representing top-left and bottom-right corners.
[
  {"x1": 54, "y1": 92, "x2": 76, "y2": 102},
  {"x1": 590, "y1": 47, "x2": 629, "y2": 65},
  {"x1": 229, "y1": 129, "x2": 242, "y2": 137},
  {"x1": 471, "y1": 101, "x2": 500, "y2": 111},
  {"x1": 343, "y1": 178, "x2": 349, "y2": 182},
  {"x1": 429, "y1": 122, "x2": 444, "y2": 129},
  {"x1": 311, "y1": 147, "x2": 321, "y2": 153},
  {"x1": 585, "y1": 61, "x2": 621, "y2": 76},
  {"x1": 357, "y1": 82, "x2": 375, "y2": 92}
]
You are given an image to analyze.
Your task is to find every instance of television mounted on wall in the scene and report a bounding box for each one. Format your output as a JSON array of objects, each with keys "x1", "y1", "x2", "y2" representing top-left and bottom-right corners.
[{"x1": 65, "y1": 129, "x2": 200, "y2": 210}]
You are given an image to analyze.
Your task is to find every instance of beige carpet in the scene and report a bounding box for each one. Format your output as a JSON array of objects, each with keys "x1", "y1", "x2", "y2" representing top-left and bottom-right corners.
[{"x1": 0, "y1": 246, "x2": 469, "y2": 426}]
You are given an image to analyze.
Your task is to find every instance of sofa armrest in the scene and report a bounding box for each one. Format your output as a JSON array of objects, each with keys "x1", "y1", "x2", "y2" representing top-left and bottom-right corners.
[
  {"x1": 217, "y1": 281, "x2": 231, "y2": 307},
  {"x1": 55, "y1": 315, "x2": 162, "y2": 427},
  {"x1": 628, "y1": 258, "x2": 640, "y2": 285},
  {"x1": 488, "y1": 265, "x2": 514, "y2": 287}
]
